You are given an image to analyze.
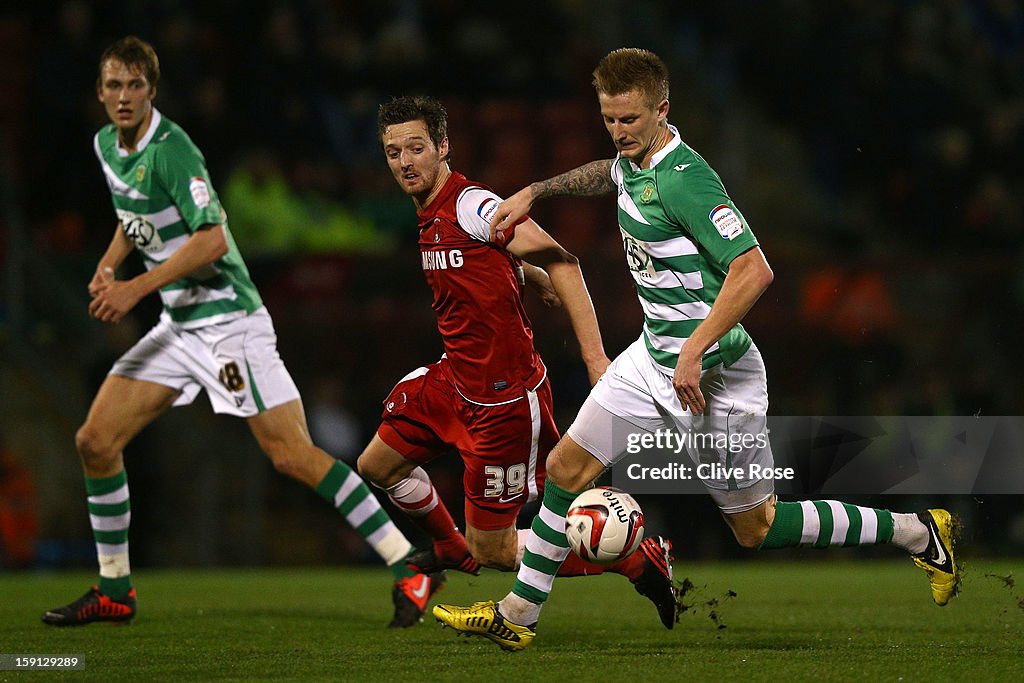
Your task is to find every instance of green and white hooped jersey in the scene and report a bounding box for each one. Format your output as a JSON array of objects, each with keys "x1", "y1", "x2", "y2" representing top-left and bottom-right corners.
[
  {"x1": 611, "y1": 125, "x2": 757, "y2": 375},
  {"x1": 94, "y1": 108, "x2": 261, "y2": 329}
]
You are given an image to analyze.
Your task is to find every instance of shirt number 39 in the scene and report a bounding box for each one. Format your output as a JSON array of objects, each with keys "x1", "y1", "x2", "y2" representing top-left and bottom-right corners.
[{"x1": 483, "y1": 464, "x2": 527, "y2": 500}]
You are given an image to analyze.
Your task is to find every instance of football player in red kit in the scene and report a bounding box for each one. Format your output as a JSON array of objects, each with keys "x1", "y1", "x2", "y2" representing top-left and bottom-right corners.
[{"x1": 356, "y1": 96, "x2": 677, "y2": 629}]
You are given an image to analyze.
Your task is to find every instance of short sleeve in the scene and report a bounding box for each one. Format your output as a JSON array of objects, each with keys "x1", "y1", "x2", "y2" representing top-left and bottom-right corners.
[
  {"x1": 153, "y1": 134, "x2": 225, "y2": 231},
  {"x1": 455, "y1": 187, "x2": 529, "y2": 246},
  {"x1": 455, "y1": 187, "x2": 504, "y2": 242},
  {"x1": 664, "y1": 168, "x2": 758, "y2": 268}
]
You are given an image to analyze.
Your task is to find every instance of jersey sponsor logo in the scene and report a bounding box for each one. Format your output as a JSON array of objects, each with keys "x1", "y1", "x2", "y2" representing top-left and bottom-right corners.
[
  {"x1": 422, "y1": 249, "x2": 464, "y2": 270},
  {"x1": 117, "y1": 210, "x2": 165, "y2": 254},
  {"x1": 640, "y1": 180, "x2": 656, "y2": 204},
  {"x1": 709, "y1": 204, "x2": 744, "y2": 240},
  {"x1": 477, "y1": 197, "x2": 499, "y2": 223},
  {"x1": 673, "y1": 163, "x2": 692, "y2": 171},
  {"x1": 189, "y1": 177, "x2": 211, "y2": 209},
  {"x1": 621, "y1": 231, "x2": 655, "y2": 278},
  {"x1": 135, "y1": 165, "x2": 147, "y2": 183}
]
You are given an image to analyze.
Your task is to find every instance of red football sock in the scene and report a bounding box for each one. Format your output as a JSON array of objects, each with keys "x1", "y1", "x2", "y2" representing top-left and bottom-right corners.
[
  {"x1": 556, "y1": 550, "x2": 645, "y2": 580},
  {"x1": 557, "y1": 551, "x2": 606, "y2": 576},
  {"x1": 387, "y1": 466, "x2": 465, "y2": 547}
]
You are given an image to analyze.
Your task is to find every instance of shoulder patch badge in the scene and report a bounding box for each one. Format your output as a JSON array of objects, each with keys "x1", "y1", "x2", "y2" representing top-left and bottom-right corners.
[
  {"x1": 189, "y1": 177, "x2": 211, "y2": 209},
  {"x1": 477, "y1": 197, "x2": 499, "y2": 223},
  {"x1": 709, "y1": 204, "x2": 744, "y2": 240}
]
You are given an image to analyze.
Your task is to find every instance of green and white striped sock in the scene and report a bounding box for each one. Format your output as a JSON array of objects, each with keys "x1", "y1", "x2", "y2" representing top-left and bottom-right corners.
[
  {"x1": 501, "y1": 481, "x2": 576, "y2": 625},
  {"x1": 761, "y1": 500, "x2": 897, "y2": 549},
  {"x1": 315, "y1": 461, "x2": 414, "y2": 580},
  {"x1": 86, "y1": 470, "x2": 132, "y2": 599}
]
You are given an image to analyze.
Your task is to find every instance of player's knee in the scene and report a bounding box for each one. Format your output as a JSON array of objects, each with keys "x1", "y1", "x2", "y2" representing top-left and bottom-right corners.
[
  {"x1": 262, "y1": 440, "x2": 306, "y2": 480},
  {"x1": 731, "y1": 523, "x2": 770, "y2": 550},
  {"x1": 723, "y1": 497, "x2": 775, "y2": 549},
  {"x1": 355, "y1": 451, "x2": 386, "y2": 487},
  {"x1": 546, "y1": 451, "x2": 590, "y2": 493},
  {"x1": 74, "y1": 424, "x2": 117, "y2": 469}
]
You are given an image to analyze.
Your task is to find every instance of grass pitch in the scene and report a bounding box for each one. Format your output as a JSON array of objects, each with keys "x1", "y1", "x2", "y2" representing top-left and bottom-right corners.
[{"x1": 1, "y1": 559, "x2": 1021, "y2": 682}]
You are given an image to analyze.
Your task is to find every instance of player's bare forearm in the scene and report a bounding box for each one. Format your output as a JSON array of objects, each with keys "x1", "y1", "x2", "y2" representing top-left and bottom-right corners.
[
  {"x1": 489, "y1": 160, "x2": 616, "y2": 241},
  {"x1": 507, "y1": 219, "x2": 609, "y2": 381},
  {"x1": 94, "y1": 225, "x2": 132, "y2": 275},
  {"x1": 88, "y1": 225, "x2": 133, "y2": 299},
  {"x1": 543, "y1": 257, "x2": 610, "y2": 384},
  {"x1": 90, "y1": 224, "x2": 228, "y2": 323},
  {"x1": 531, "y1": 159, "x2": 616, "y2": 200},
  {"x1": 521, "y1": 262, "x2": 561, "y2": 308},
  {"x1": 678, "y1": 248, "x2": 773, "y2": 364},
  {"x1": 131, "y1": 224, "x2": 229, "y2": 297},
  {"x1": 673, "y1": 248, "x2": 773, "y2": 413}
]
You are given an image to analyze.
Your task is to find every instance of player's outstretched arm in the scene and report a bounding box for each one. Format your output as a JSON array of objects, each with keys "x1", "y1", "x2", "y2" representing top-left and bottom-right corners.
[
  {"x1": 507, "y1": 220, "x2": 610, "y2": 385},
  {"x1": 488, "y1": 159, "x2": 616, "y2": 241},
  {"x1": 89, "y1": 223, "x2": 228, "y2": 323}
]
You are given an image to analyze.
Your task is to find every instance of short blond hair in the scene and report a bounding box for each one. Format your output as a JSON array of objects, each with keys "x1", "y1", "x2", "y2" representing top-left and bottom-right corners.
[{"x1": 592, "y1": 48, "x2": 669, "y2": 108}]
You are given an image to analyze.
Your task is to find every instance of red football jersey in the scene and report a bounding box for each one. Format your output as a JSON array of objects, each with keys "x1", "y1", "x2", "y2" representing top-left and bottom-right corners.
[{"x1": 416, "y1": 172, "x2": 545, "y2": 404}]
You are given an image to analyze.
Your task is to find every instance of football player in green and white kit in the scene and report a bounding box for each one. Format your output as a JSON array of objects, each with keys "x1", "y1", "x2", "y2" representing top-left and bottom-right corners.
[
  {"x1": 434, "y1": 48, "x2": 960, "y2": 651},
  {"x1": 42, "y1": 36, "x2": 442, "y2": 628}
]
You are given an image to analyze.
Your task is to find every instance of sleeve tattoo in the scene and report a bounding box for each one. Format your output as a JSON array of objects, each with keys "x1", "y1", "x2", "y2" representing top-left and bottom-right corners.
[{"x1": 531, "y1": 159, "x2": 615, "y2": 199}]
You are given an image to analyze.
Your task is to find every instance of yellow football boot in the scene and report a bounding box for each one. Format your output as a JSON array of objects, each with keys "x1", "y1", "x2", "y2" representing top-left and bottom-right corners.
[
  {"x1": 911, "y1": 509, "x2": 961, "y2": 606},
  {"x1": 433, "y1": 600, "x2": 536, "y2": 651}
]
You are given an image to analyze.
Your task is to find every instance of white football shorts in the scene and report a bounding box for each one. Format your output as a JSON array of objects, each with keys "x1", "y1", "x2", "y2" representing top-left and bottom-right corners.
[
  {"x1": 109, "y1": 306, "x2": 300, "y2": 418},
  {"x1": 566, "y1": 336, "x2": 775, "y2": 513}
]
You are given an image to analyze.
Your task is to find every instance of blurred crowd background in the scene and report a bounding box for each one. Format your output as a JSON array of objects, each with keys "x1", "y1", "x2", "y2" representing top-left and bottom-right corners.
[{"x1": 2, "y1": 1, "x2": 1023, "y2": 570}]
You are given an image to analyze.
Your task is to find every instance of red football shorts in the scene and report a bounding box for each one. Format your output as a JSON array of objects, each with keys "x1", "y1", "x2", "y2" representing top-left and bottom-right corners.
[{"x1": 377, "y1": 358, "x2": 557, "y2": 531}]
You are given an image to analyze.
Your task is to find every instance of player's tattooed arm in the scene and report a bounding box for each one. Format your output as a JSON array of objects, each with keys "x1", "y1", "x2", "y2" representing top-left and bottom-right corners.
[
  {"x1": 489, "y1": 160, "x2": 615, "y2": 240},
  {"x1": 530, "y1": 159, "x2": 615, "y2": 199}
]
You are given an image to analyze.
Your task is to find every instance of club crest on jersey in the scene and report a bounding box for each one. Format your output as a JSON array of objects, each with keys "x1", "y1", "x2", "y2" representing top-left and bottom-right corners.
[
  {"x1": 135, "y1": 165, "x2": 146, "y2": 183},
  {"x1": 189, "y1": 177, "x2": 211, "y2": 209},
  {"x1": 709, "y1": 204, "x2": 744, "y2": 240},
  {"x1": 640, "y1": 181, "x2": 656, "y2": 204},
  {"x1": 117, "y1": 210, "x2": 164, "y2": 254},
  {"x1": 386, "y1": 391, "x2": 408, "y2": 413}
]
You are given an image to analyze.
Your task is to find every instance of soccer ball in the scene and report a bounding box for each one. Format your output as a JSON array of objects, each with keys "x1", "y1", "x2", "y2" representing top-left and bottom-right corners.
[{"x1": 565, "y1": 487, "x2": 645, "y2": 565}]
